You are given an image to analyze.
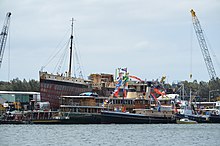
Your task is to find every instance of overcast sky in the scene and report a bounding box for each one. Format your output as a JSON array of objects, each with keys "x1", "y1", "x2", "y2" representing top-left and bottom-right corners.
[{"x1": 0, "y1": 0, "x2": 219, "y2": 83}]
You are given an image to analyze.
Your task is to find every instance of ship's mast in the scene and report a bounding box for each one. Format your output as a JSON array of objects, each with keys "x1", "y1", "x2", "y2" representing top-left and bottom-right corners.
[{"x1": 68, "y1": 18, "x2": 74, "y2": 78}]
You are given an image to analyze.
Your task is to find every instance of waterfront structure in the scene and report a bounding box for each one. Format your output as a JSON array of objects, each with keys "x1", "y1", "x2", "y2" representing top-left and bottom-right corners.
[
  {"x1": 0, "y1": 91, "x2": 40, "y2": 102},
  {"x1": 0, "y1": 91, "x2": 40, "y2": 111},
  {"x1": 89, "y1": 73, "x2": 115, "y2": 96}
]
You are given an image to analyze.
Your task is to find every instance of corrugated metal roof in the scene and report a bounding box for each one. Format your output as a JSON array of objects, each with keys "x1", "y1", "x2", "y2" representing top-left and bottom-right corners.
[{"x1": 0, "y1": 91, "x2": 40, "y2": 95}]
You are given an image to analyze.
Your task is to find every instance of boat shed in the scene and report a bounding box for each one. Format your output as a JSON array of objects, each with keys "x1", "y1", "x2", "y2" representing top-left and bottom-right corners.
[{"x1": 0, "y1": 91, "x2": 40, "y2": 103}]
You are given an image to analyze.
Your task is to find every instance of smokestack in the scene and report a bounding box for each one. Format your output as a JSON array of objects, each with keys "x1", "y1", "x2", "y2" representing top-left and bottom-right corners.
[{"x1": 145, "y1": 81, "x2": 152, "y2": 99}]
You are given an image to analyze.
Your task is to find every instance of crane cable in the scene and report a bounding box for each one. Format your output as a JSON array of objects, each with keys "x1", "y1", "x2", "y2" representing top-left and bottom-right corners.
[
  {"x1": 190, "y1": 22, "x2": 193, "y2": 81},
  {"x1": 7, "y1": 24, "x2": 10, "y2": 82},
  {"x1": 203, "y1": 30, "x2": 220, "y2": 76}
]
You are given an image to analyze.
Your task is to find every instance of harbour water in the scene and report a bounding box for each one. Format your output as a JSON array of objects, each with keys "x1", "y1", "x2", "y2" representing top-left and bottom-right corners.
[{"x1": 0, "y1": 124, "x2": 219, "y2": 146}]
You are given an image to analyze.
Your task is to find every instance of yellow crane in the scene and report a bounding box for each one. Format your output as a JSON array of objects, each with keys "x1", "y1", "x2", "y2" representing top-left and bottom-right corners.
[{"x1": 190, "y1": 9, "x2": 217, "y2": 80}]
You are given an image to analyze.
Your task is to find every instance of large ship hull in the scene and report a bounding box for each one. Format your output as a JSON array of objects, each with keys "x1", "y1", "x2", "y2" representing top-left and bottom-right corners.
[{"x1": 40, "y1": 72, "x2": 92, "y2": 109}]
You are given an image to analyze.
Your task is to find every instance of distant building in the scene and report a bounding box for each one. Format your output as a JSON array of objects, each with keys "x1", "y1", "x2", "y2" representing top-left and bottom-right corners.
[
  {"x1": 0, "y1": 91, "x2": 40, "y2": 103},
  {"x1": 0, "y1": 91, "x2": 40, "y2": 111},
  {"x1": 89, "y1": 73, "x2": 115, "y2": 96}
]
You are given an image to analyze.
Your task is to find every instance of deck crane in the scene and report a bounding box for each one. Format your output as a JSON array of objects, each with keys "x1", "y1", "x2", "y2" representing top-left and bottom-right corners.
[
  {"x1": 190, "y1": 9, "x2": 217, "y2": 80},
  {"x1": 0, "y1": 12, "x2": 11, "y2": 68}
]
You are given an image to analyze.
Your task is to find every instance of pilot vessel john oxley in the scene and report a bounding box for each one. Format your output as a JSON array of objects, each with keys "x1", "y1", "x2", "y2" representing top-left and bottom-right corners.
[{"x1": 39, "y1": 19, "x2": 91, "y2": 110}]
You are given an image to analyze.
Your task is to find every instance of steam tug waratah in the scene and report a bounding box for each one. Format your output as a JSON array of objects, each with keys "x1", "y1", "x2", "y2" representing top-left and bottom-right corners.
[{"x1": 39, "y1": 19, "x2": 92, "y2": 110}]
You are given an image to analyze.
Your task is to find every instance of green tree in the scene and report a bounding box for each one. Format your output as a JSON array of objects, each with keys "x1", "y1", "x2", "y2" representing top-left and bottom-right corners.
[{"x1": 0, "y1": 78, "x2": 40, "y2": 91}]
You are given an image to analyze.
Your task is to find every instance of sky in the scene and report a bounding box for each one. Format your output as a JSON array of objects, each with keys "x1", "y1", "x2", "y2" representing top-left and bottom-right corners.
[{"x1": 0, "y1": 0, "x2": 220, "y2": 83}]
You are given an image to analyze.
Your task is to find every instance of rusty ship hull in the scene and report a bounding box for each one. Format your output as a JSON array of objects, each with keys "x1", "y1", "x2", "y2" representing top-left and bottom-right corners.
[{"x1": 40, "y1": 72, "x2": 92, "y2": 109}]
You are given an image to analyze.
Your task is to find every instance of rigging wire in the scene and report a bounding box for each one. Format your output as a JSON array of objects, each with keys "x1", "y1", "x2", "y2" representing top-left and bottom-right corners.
[
  {"x1": 41, "y1": 27, "x2": 70, "y2": 71},
  {"x1": 59, "y1": 49, "x2": 68, "y2": 74},
  {"x1": 74, "y1": 40, "x2": 83, "y2": 78},
  {"x1": 53, "y1": 39, "x2": 69, "y2": 74},
  {"x1": 73, "y1": 24, "x2": 85, "y2": 79}
]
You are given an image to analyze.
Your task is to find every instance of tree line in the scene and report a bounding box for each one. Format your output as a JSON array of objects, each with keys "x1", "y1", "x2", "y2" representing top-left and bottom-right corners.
[
  {"x1": 0, "y1": 77, "x2": 219, "y2": 101},
  {"x1": 172, "y1": 78, "x2": 220, "y2": 101},
  {"x1": 0, "y1": 78, "x2": 40, "y2": 92}
]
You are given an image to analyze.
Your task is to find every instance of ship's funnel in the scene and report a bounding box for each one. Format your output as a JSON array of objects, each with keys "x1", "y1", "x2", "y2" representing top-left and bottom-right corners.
[{"x1": 145, "y1": 81, "x2": 152, "y2": 99}]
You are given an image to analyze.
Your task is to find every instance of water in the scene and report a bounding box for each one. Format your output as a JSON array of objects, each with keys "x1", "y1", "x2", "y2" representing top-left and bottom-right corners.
[{"x1": 0, "y1": 124, "x2": 219, "y2": 146}]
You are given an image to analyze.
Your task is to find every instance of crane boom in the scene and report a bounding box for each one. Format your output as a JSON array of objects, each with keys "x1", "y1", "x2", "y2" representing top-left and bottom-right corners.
[
  {"x1": 0, "y1": 12, "x2": 11, "y2": 68},
  {"x1": 190, "y1": 9, "x2": 217, "y2": 80}
]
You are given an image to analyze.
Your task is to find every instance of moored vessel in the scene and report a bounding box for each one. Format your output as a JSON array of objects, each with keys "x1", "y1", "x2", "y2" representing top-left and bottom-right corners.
[
  {"x1": 100, "y1": 82, "x2": 177, "y2": 124},
  {"x1": 176, "y1": 118, "x2": 198, "y2": 124},
  {"x1": 56, "y1": 95, "x2": 105, "y2": 124},
  {"x1": 39, "y1": 19, "x2": 92, "y2": 110},
  {"x1": 101, "y1": 109, "x2": 176, "y2": 124}
]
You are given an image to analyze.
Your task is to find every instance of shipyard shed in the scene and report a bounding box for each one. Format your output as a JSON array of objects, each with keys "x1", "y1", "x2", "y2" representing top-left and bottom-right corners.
[
  {"x1": 0, "y1": 91, "x2": 40, "y2": 103},
  {"x1": 0, "y1": 91, "x2": 40, "y2": 111}
]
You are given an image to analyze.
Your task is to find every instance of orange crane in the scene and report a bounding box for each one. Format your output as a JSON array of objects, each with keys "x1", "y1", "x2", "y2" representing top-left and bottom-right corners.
[{"x1": 0, "y1": 12, "x2": 11, "y2": 68}]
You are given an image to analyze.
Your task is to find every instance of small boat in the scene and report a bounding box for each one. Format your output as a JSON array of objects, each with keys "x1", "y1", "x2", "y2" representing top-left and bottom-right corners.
[{"x1": 176, "y1": 118, "x2": 198, "y2": 124}]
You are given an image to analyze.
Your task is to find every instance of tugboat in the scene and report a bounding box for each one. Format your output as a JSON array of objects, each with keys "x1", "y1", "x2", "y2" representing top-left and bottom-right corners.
[
  {"x1": 100, "y1": 81, "x2": 176, "y2": 124},
  {"x1": 207, "y1": 101, "x2": 220, "y2": 123},
  {"x1": 175, "y1": 100, "x2": 210, "y2": 123}
]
